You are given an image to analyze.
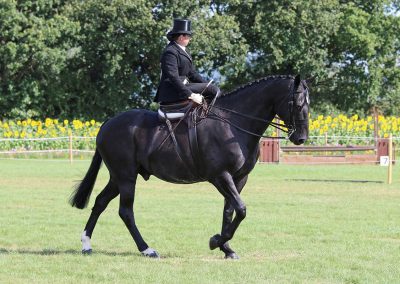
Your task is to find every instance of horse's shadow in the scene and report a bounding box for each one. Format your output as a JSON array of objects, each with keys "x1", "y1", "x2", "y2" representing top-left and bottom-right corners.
[
  {"x1": 0, "y1": 247, "x2": 139, "y2": 257},
  {"x1": 0, "y1": 247, "x2": 184, "y2": 259}
]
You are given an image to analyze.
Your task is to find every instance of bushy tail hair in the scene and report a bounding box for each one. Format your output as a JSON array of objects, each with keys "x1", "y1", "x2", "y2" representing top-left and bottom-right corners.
[{"x1": 69, "y1": 149, "x2": 102, "y2": 209}]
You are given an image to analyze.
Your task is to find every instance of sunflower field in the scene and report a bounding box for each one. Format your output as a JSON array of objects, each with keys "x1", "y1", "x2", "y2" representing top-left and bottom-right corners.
[
  {"x1": 0, "y1": 115, "x2": 399, "y2": 155},
  {"x1": 0, "y1": 118, "x2": 101, "y2": 156}
]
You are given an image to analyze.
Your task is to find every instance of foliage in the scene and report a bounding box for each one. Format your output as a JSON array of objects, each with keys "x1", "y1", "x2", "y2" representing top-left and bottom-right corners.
[
  {"x1": 0, "y1": 0, "x2": 247, "y2": 120},
  {"x1": 214, "y1": 0, "x2": 400, "y2": 115},
  {"x1": 0, "y1": 1, "x2": 399, "y2": 119}
]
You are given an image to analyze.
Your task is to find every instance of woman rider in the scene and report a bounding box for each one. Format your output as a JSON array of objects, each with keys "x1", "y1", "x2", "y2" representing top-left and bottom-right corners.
[{"x1": 154, "y1": 18, "x2": 219, "y2": 105}]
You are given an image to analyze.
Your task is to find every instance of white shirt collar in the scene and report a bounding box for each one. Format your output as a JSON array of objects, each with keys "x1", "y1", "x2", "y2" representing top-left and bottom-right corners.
[{"x1": 175, "y1": 42, "x2": 186, "y2": 51}]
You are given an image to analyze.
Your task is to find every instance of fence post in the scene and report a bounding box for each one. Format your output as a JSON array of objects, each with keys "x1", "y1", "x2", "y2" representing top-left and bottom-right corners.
[
  {"x1": 388, "y1": 133, "x2": 393, "y2": 184},
  {"x1": 374, "y1": 107, "x2": 379, "y2": 148},
  {"x1": 69, "y1": 134, "x2": 73, "y2": 164}
]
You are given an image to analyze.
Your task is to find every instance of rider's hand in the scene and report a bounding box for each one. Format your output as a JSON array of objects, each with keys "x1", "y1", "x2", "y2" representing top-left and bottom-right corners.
[{"x1": 188, "y1": 93, "x2": 204, "y2": 105}]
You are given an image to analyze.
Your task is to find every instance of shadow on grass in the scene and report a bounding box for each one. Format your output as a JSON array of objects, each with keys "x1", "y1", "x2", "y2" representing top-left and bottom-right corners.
[
  {"x1": 0, "y1": 248, "x2": 181, "y2": 259},
  {"x1": 0, "y1": 248, "x2": 139, "y2": 257},
  {"x1": 286, "y1": 178, "x2": 384, "y2": 184}
]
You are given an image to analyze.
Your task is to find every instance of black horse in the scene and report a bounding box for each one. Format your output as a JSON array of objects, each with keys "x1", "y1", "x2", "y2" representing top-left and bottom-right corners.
[{"x1": 70, "y1": 75, "x2": 310, "y2": 259}]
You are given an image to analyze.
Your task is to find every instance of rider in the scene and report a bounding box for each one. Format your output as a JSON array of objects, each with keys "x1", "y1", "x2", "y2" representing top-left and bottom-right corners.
[{"x1": 154, "y1": 18, "x2": 220, "y2": 105}]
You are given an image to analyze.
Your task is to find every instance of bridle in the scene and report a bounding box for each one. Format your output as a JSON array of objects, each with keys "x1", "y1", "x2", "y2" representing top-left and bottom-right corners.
[
  {"x1": 286, "y1": 82, "x2": 309, "y2": 138},
  {"x1": 205, "y1": 81, "x2": 308, "y2": 140}
]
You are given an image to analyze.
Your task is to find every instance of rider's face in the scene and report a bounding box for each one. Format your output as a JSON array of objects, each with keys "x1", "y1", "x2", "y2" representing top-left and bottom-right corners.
[{"x1": 176, "y1": 34, "x2": 192, "y2": 47}]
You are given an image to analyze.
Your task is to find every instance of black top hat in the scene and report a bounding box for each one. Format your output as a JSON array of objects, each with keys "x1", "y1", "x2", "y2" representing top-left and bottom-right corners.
[{"x1": 167, "y1": 19, "x2": 192, "y2": 39}]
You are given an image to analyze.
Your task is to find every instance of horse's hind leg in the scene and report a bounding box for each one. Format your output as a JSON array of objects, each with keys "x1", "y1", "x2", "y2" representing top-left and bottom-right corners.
[
  {"x1": 81, "y1": 180, "x2": 119, "y2": 254},
  {"x1": 117, "y1": 177, "x2": 159, "y2": 258}
]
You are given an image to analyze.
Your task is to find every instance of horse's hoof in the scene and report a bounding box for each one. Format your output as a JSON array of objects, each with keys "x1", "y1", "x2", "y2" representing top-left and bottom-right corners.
[
  {"x1": 209, "y1": 234, "x2": 222, "y2": 250},
  {"x1": 224, "y1": 252, "x2": 240, "y2": 259},
  {"x1": 82, "y1": 249, "x2": 92, "y2": 255},
  {"x1": 141, "y1": 248, "x2": 160, "y2": 259}
]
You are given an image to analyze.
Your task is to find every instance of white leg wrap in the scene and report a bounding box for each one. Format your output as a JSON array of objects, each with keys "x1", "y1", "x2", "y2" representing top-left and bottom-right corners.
[
  {"x1": 81, "y1": 230, "x2": 92, "y2": 251},
  {"x1": 141, "y1": 247, "x2": 160, "y2": 258}
]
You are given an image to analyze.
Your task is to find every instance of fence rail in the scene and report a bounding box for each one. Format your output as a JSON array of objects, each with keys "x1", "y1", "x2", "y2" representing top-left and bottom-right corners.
[
  {"x1": 281, "y1": 145, "x2": 376, "y2": 152},
  {"x1": 0, "y1": 135, "x2": 398, "y2": 165}
]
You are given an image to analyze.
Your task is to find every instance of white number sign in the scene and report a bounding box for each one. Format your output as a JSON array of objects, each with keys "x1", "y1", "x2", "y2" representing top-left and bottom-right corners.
[{"x1": 380, "y1": 156, "x2": 389, "y2": 166}]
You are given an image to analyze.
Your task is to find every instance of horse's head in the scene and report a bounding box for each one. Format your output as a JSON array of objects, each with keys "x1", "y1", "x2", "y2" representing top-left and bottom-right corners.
[{"x1": 277, "y1": 75, "x2": 310, "y2": 145}]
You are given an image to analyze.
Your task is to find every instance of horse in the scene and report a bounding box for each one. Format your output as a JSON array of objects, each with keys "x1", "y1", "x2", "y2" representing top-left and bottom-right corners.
[{"x1": 69, "y1": 74, "x2": 310, "y2": 259}]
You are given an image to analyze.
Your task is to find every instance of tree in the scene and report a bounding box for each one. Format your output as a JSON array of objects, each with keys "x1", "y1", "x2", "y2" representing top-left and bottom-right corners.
[
  {"x1": 214, "y1": 0, "x2": 400, "y2": 115},
  {"x1": 61, "y1": 0, "x2": 247, "y2": 119},
  {"x1": 0, "y1": 0, "x2": 79, "y2": 118},
  {"x1": 1, "y1": 0, "x2": 398, "y2": 119}
]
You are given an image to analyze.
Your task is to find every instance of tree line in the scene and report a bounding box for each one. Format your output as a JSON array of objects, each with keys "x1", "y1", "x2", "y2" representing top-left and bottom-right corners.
[{"x1": 1, "y1": 0, "x2": 399, "y2": 120}]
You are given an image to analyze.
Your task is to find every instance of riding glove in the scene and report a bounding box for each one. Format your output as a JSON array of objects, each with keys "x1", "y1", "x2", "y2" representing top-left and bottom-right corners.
[{"x1": 188, "y1": 93, "x2": 204, "y2": 104}]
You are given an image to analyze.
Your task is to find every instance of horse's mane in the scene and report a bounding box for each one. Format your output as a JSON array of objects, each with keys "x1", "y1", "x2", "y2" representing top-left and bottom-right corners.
[{"x1": 221, "y1": 75, "x2": 295, "y2": 97}]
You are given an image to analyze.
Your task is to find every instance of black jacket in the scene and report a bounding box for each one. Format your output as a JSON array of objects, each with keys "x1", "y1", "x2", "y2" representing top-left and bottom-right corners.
[{"x1": 154, "y1": 42, "x2": 206, "y2": 103}]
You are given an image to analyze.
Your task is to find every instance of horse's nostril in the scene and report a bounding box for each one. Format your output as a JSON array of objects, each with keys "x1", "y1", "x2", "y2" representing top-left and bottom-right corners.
[{"x1": 298, "y1": 139, "x2": 306, "y2": 144}]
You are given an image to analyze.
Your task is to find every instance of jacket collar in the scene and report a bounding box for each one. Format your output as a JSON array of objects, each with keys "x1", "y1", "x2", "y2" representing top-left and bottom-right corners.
[{"x1": 170, "y1": 41, "x2": 192, "y2": 62}]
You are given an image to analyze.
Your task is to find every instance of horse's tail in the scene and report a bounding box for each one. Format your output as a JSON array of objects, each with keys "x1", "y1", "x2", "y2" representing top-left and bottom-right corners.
[{"x1": 69, "y1": 149, "x2": 102, "y2": 209}]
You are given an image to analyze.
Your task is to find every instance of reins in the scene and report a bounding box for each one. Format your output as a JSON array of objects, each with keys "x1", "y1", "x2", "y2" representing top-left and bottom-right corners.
[
  {"x1": 206, "y1": 106, "x2": 290, "y2": 139},
  {"x1": 203, "y1": 79, "x2": 309, "y2": 140}
]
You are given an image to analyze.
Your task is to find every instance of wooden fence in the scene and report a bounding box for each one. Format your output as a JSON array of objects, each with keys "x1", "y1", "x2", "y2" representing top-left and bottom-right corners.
[{"x1": 259, "y1": 138, "x2": 396, "y2": 165}]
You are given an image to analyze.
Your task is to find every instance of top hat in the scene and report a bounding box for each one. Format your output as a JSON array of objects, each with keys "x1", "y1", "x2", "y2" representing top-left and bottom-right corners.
[{"x1": 167, "y1": 19, "x2": 192, "y2": 39}]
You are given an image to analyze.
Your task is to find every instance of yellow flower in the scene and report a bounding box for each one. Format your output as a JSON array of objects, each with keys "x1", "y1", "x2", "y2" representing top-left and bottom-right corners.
[{"x1": 45, "y1": 118, "x2": 54, "y2": 127}]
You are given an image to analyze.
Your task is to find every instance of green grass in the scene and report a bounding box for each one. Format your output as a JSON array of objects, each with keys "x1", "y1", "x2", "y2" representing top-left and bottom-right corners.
[{"x1": 0, "y1": 159, "x2": 399, "y2": 283}]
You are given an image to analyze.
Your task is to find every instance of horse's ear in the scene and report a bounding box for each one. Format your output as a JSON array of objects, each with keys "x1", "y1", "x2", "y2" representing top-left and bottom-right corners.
[{"x1": 294, "y1": 74, "x2": 301, "y2": 87}]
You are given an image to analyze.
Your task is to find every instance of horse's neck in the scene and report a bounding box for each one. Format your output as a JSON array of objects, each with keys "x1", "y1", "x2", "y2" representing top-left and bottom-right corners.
[
  {"x1": 218, "y1": 83, "x2": 277, "y2": 122},
  {"x1": 217, "y1": 79, "x2": 291, "y2": 139}
]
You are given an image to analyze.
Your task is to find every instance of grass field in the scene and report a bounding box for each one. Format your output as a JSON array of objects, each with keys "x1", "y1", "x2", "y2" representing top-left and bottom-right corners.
[{"x1": 1, "y1": 159, "x2": 400, "y2": 283}]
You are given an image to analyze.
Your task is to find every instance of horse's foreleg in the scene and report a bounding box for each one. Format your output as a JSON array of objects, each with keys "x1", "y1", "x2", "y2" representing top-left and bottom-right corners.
[
  {"x1": 210, "y1": 172, "x2": 247, "y2": 258},
  {"x1": 118, "y1": 178, "x2": 159, "y2": 258},
  {"x1": 81, "y1": 180, "x2": 119, "y2": 254},
  {"x1": 218, "y1": 201, "x2": 237, "y2": 259},
  {"x1": 218, "y1": 175, "x2": 248, "y2": 259},
  {"x1": 221, "y1": 175, "x2": 248, "y2": 233}
]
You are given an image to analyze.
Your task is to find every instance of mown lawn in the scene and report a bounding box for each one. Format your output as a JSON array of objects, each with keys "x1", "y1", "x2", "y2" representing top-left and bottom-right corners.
[{"x1": 0, "y1": 159, "x2": 399, "y2": 283}]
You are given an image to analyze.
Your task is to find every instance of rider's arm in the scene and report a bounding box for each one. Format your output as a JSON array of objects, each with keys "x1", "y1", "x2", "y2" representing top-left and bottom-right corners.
[{"x1": 187, "y1": 63, "x2": 207, "y2": 84}]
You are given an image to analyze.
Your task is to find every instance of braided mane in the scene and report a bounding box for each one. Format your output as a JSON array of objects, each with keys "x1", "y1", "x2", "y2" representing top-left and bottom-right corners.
[{"x1": 221, "y1": 75, "x2": 294, "y2": 97}]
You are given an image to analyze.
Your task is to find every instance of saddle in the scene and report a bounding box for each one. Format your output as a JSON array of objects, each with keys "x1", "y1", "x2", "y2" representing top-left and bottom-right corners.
[
  {"x1": 156, "y1": 100, "x2": 208, "y2": 180},
  {"x1": 157, "y1": 100, "x2": 192, "y2": 121}
]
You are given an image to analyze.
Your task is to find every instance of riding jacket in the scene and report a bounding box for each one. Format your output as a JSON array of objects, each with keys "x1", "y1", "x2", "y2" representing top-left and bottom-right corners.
[{"x1": 154, "y1": 41, "x2": 207, "y2": 103}]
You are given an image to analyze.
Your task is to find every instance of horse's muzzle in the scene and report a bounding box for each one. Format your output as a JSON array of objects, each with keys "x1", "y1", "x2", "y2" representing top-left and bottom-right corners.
[{"x1": 294, "y1": 138, "x2": 306, "y2": 145}]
